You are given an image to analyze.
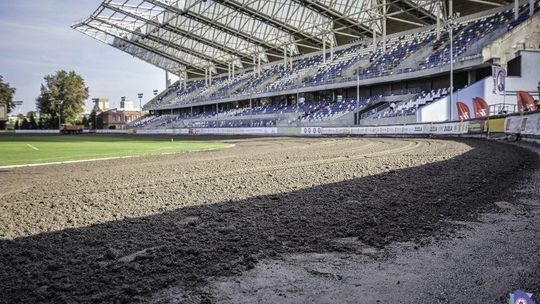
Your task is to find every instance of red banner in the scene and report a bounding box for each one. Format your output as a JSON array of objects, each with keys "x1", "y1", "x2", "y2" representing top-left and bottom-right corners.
[
  {"x1": 456, "y1": 102, "x2": 471, "y2": 121},
  {"x1": 472, "y1": 97, "x2": 489, "y2": 118},
  {"x1": 517, "y1": 91, "x2": 537, "y2": 112}
]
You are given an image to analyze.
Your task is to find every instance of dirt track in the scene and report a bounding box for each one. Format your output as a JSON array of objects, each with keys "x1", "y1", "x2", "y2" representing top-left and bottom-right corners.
[{"x1": 0, "y1": 137, "x2": 538, "y2": 303}]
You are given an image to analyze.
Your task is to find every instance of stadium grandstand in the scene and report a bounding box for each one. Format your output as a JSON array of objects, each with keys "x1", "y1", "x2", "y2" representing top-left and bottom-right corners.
[{"x1": 73, "y1": 0, "x2": 540, "y2": 131}]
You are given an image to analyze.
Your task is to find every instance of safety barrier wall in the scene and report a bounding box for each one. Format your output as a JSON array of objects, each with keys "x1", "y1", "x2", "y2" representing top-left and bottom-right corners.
[
  {"x1": 5, "y1": 113, "x2": 540, "y2": 138},
  {"x1": 94, "y1": 129, "x2": 129, "y2": 134},
  {"x1": 136, "y1": 129, "x2": 188, "y2": 135},
  {"x1": 188, "y1": 127, "x2": 278, "y2": 135},
  {"x1": 321, "y1": 122, "x2": 470, "y2": 136},
  {"x1": 127, "y1": 122, "x2": 471, "y2": 137},
  {"x1": 505, "y1": 112, "x2": 540, "y2": 137},
  {"x1": 13, "y1": 130, "x2": 59, "y2": 134}
]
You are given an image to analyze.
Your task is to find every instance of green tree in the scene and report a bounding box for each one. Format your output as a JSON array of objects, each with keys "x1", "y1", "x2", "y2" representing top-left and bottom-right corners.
[
  {"x1": 36, "y1": 70, "x2": 89, "y2": 128},
  {"x1": 14, "y1": 120, "x2": 19, "y2": 130},
  {"x1": 0, "y1": 76, "x2": 16, "y2": 129},
  {"x1": 0, "y1": 75, "x2": 16, "y2": 113},
  {"x1": 90, "y1": 110, "x2": 104, "y2": 129},
  {"x1": 96, "y1": 115, "x2": 104, "y2": 129},
  {"x1": 21, "y1": 118, "x2": 30, "y2": 129},
  {"x1": 82, "y1": 116, "x2": 89, "y2": 128},
  {"x1": 38, "y1": 116, "x2": 45, "y2": 129},
  {"x1": 28, "y1": 112, "x2": 38, "y2": 129}
]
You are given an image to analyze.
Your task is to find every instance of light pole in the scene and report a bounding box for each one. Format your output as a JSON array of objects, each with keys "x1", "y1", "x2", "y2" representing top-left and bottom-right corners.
[
  {"x1": 14, "y1": 101, "x2": 23, "y2": 115},
  {"x1": 444, "y1": 12, "x2": 460, "y2": 121},
  {"x1": 137, "y1": 93, "x2": 144, "y2": 109},
  {"x1": 56, "y1": 100, "x2": 63, "y2": 131},
  {"x1": 151, "y1": 90, "x2": 158, "y2": 115}
]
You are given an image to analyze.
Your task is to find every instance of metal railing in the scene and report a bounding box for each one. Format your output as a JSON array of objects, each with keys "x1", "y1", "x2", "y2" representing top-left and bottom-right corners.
[{"x1": 489, "y1": 103, "x2": 519, "y2": 115}]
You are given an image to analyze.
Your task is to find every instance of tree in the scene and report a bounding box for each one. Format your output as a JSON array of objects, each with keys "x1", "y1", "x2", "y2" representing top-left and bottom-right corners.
[
  {"x1": 36, "y1": 70, "x2": 89, "y2": 128},
  {"x1": 14, "y1": 120, "x2": 19, "y2": 130},
  {"x1": 0, "y1": 76, "x2": 16, "y2": 113},
  {"x1": 89, "y1": 110, "x2": 104, "y2": 129},
  {"x1": 0, "y1": 76, "x2": 16, "y2": 129},
  {"x1": 96, "y1": 115, "x2": 104, "y2": 129},
  {"x1": 38, "y1": 116, "x2": 45, "y2": 129},
  {"x1": 28, "y1": 112, "x2": 38, "y2": 129},
  {"x1": 82, "y1": 116, "x2": 89, "y2": 128},
  {"x1": 21, "y1": 118, "x2": 30, "y2": 130}
]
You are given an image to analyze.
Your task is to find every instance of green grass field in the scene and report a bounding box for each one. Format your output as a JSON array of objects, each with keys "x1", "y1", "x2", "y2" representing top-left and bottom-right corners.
[{"x1": 0, "y1": 135, "x2": 230, "y2": 166}]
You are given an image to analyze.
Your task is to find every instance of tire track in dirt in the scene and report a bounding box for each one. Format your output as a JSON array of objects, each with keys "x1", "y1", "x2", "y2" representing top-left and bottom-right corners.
[{"x1": 7, "y1": 140, "x2": 420, "y2": 203}]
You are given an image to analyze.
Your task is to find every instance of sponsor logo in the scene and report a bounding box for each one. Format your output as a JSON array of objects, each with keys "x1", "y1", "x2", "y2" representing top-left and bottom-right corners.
[
  {"x1": 468, "y1": 121, "x2": 484, "y2": 133},
  {"x1": 508, "y1": 290, "x2": 535, "y2": 304}
]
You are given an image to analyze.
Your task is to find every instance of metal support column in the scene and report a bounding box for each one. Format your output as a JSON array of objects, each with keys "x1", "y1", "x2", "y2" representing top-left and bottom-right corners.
[
  {"x1": 447, "y1": 7, "x2": 458, "y2": 122},
  {"x1": 289, "y1": 49, "x2": 293, "y2": 71},
  {"x1": 284, "y1": 47, "x2": 287, "y2": 70},
  {"x1": 258, "y1": 54, "x2": 261, "y2": 77},
  {"x1": 356, "y1": 72, "x2": 360, "y2": 110},
  {"x1": 296, "y1": 89, "x2": 300, "y2": 112},
  {"x1": 372, "y1": 21, "x2": 377, "y2": 52},
  {"x1": 323, "y1": 35, "x2": 326, "y2": 63},
  {"x1": 382, "y1": 0, "x2": 387, "y2": 52},
  {"x1": 436, "y1": 13, "x2": 441, "y2": 38},
  {"x1": 515, "y1": 0, "x2": 519, "y2": 20},
  {"x1": 330, "y1": 40, "x2": 334, "y2": 61}
]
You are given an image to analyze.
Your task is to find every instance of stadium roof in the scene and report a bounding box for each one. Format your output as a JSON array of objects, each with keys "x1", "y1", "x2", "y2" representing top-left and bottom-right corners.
[{"x1": 73, "y1": 0, "x2": 512, "y2": 77}]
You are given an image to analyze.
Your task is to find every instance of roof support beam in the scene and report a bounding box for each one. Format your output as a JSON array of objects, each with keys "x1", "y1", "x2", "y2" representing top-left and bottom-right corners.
[
  {"x1": 143, "y1": 0, "x2": 285, "y2": 59},
  {"x1": 465, "y1": 0, "x2": 504, "y2": 6},
  {"x1": 104, "y1": 2, "x2": 255, "y2": 64},
  {"x1": 392, "y1": 0, "x2": 437, "y2": 24},
  {"x1": 211, "y1": 0, "x2": 323, "y2": 47},
  {"x1": 291, "y1": 0, "x2": 373, "y2": 36},
  {"x1": 73, "y1": 27, "x2": 188, "y2": 75},
  {"x1": 93, "y1": 17, "x2": 232, "y2": 71},
  {"x1": 77, "y1": 22, "x2": 205, "y2": 75}
]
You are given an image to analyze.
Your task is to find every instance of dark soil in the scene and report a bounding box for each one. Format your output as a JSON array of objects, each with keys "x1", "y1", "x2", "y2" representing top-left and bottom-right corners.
[{"x1": 0, "y1": 137, "x2": 536, "y2": 303}]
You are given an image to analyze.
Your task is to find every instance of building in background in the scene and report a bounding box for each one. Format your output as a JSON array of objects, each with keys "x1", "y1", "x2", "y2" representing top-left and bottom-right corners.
[
  {"x1": 91, "y1": 98, "x2": 142, "y2": 129},
  {"x1": 119, "y1": 100, "x2": 137, "y2": 111},
  {"x1": 100, "y1": 108, "x2": 142, "y2": 129}
]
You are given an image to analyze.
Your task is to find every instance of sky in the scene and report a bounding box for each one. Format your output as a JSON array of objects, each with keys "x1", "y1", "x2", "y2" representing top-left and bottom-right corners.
[{"x1": 0, "y1": 0, "x2": 175, "y2": 114}]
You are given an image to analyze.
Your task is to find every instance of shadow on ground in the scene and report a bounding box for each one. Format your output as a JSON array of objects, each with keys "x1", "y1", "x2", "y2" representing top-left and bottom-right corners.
[{"x1": 0, "y1": 140, "x2": 537, "y2": 303}]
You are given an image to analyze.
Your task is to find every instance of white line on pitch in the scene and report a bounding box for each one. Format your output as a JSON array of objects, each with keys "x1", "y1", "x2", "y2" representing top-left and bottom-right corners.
[
  {"x1": 27, "y1": 144, "x2": 39, "y2": 151},
  {"x1": 0, "y1": 144, "x2": 235, "y2": 169}
]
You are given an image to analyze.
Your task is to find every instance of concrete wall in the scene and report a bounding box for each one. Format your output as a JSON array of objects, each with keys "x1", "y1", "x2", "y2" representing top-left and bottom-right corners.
[{"x1": 482, "y1": 12, "x2": 540, "y2": 68}]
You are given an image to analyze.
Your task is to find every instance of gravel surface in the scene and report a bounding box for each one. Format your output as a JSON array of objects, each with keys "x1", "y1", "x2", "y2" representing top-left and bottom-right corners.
[{"x1": 0, "y1": 137, "x2": 537, "y2": 303}]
